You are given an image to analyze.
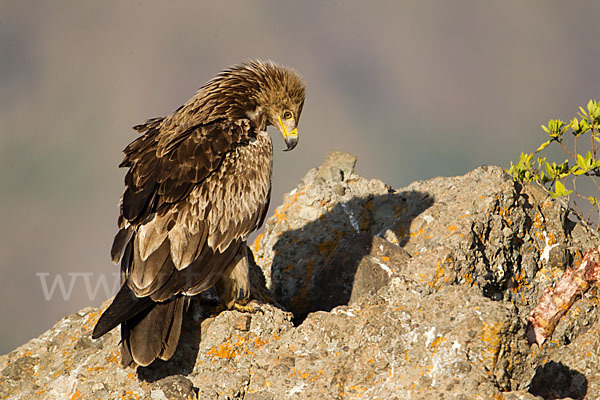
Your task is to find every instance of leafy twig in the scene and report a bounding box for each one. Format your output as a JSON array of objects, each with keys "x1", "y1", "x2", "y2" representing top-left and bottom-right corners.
[{"x1": 508, "y1": 99, "x2": 600, "y2": 230}]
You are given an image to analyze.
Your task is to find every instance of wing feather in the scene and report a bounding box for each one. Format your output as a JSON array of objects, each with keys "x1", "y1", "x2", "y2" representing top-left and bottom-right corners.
[
  {"x1": 137, "y1": 216, "x2": 169, "y2": 261},
  {"x1": 130, "y1": 237, "x2": 172, "y2": 295},
  {"x1": 115, "y1": 117, "x2": 271, "y2": 303},
  {"x1": 111, "y1": 227, "x2": 133, "y2": 264}
]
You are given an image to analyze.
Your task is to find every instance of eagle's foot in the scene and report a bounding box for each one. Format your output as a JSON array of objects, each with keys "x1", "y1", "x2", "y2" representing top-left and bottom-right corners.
[
  {"x1": 209, "y1": 300, "x2": 263, "y2": 317},
  {"x1": 232, "y1": 300, "x2": 264, "y2": 315}
]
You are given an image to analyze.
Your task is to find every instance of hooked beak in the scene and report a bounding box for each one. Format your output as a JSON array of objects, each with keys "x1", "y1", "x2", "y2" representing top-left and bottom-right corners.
[{"x1": 278, "y1": 116, "x2": 299, "y2": 151}]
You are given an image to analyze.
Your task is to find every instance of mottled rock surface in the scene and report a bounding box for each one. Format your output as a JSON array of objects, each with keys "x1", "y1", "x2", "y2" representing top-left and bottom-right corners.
[{"x1": 2, "y1": 151, "x2": 600, "y2": 400}]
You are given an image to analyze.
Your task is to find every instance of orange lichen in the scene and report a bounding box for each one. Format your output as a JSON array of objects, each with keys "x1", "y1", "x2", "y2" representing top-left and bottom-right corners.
[
  {"x1": 207, "y1": 334, "x2": 261, "y2": 362},
  {"x1": 289, "y1": 367, "x2": 324, "y2": 382},
  {"x1": 546, "y1": 231, "x2": 557, "y2": 246},
  {"x1": 510, "y1": 270, "x2": 532, "y2": 295},
  {"x1": 430, "y1": 336, "x2": 447, "y2": 353},
  {"x1": 35, "y1": 386, "x2": 48, "y2": 395},
  {"x1": 462, "y1": 273, "x2": 474, "y2": 285},
  {"x1": 272, "y1": 189, "x2": 304, "y2": 224},
  {"x1": 533, "y1": 212, "x2": 545, "y2": 230},
  {"x1": 410, "y1": 228, "x2": 425, "y2": 238},
  {"x1": 253, "y1": 337, "x2": 269, "y2": 349},
  {"x1": 274, "y1": 208, "x2": 288, "y2": 223},
  {"x1": 381, "y1": 256, "x2": 390, "y2": 262},
  {"x1": 251, "y1": 233, "x2": 263, "y2": 253},
  {"x1": 104, "y1": 350, "x2": 120, "y2": 364},
  {"x1": 348, "y1": 385, "x2": 367, "y2": 393},
  {"x1": 480, "y1": 322, "x2": 503, "y2": 367},
  {"x1": 496, "y1": 206, "x2": 513, "y2": 225},
  {"x1": 69, "y1": 390, "x2": 82, "y2": 400},
  {"x1": 429, "y1": 260, "x2": 446, "y2": 288},
  {"x1": 120, "y1": 390, "x2": 140, "y2": 400},
  {"x1": 208, "y1": 340, "x2": 238, "y2": 361},
  {"x1": 82, "y1": 311, "x2": 101, "y2": 331}
]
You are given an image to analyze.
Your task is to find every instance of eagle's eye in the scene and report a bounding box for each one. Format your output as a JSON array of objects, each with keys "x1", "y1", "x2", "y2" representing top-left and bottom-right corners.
[{"x1": 283, "y1": 110, "x2": 294, "y2": 120}]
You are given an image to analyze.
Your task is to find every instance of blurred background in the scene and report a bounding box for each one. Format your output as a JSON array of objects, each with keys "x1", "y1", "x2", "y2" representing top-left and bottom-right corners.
[{"x1": 2, "y1": 1, "x2": 599, "y2": 354}]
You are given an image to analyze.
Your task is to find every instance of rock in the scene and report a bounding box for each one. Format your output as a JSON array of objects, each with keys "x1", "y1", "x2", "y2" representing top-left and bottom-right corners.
[
  {"x1": 315, "y1": 150, "x2": 357, "y2": 183},
  {"x1": 152, "y1": 375, "x2": 196, "y2": 399},
  {"x1": 313, "y1": 233, "x2": 411, "y2": 313},
  {"x1": 253, "y1": 152, "x2": 432, "y2": 319},
  {"x1": 1, "y1": 355, "x2": 37, "y2": 380},
  {"x1": 2, "y1": 151, "x2": 599, "y2": 399}
]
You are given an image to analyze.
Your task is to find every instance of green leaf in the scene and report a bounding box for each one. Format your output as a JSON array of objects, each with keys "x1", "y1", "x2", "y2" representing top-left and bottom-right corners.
[
  {"x1": 587, "y1": 99, "x2": 595, "y2": 115},
  {"x1": 591, "y1": 100, "x2": 600, "y2": 121},
  {"x1": 580, "y1": 118, "x2": 591, "y2": 133},
  {"x1": 571, "y1": 117, "x2": 580, "y2": 131},
  {"x1": 535, "y1": 140, "x2": 552, "y2": 153},
  {"x1": 545, "y1": 162, "x2": 555, "y2": 179},
  {"x1": 577, "y1": 153, "x2": 586, "y2": 169},
  {"x1": 553, "y1": 180, "x2": 572, "y2": 197},
  {"x1": 557, "y1": 160, "x2": 570, "y2": 177},
  {"x1": 537, "y1": 156, "x2": 547, "y2": 167},
  {"x1": 541, "y1": 124, "x2": 551, "y2": 134}
]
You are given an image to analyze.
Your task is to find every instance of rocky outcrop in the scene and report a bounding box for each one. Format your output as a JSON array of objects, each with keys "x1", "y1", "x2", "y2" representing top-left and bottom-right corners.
[{"x1": 2, "y1": 151, "x2": 599, "y2": 399}]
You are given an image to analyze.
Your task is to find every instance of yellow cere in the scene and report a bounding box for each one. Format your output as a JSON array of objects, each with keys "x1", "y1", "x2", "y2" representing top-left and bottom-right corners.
[{"x1": 278, "y1": 116, "x2": 298, "y2": 138}]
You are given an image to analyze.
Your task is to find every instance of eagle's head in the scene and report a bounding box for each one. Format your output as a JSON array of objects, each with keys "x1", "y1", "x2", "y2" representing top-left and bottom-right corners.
[
  {"x1": 213, "y1": 60, "x2": 306, "y2": 151},
  {"x1": 258, "y1": 65, "x2": 305, "y2": 151},
  {"x1": 247, "y1": 61, "x2": 305, "y2": 151}
]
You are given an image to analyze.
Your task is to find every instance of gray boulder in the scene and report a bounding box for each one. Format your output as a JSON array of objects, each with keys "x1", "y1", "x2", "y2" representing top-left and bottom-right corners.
[{"x1": 2, "y1": 151, "x2": 599, "y2": 399}]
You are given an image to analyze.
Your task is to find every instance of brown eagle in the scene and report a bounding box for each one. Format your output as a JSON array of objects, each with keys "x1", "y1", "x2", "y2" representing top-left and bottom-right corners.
[{"x1": 92, "y1": 61, "x2": 305, "y2": 367}]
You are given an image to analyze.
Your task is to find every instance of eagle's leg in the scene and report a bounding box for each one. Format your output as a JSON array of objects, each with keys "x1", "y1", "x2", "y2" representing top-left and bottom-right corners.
[{"x1": 215, "y1": 244, "x2": 261, "y2": 313}]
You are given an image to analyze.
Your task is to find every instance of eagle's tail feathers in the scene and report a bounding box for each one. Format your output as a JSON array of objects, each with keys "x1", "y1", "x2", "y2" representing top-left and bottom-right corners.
[
  {"x1": 91, "y1": 284, "x2": 154, "y2": 339},
  {"x1": 123, "y1": 296, "x2": 185, "y2": 367}
]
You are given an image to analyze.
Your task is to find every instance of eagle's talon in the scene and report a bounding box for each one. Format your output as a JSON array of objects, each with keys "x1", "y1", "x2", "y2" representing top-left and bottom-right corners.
[{"x1": 232, "y1": 301, "x2": 263, "y2": 314}]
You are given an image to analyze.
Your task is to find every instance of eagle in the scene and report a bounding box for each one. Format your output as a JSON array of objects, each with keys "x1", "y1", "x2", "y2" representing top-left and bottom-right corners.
[{"x1": 92, "y1": 60, "x2": 305, "y2": 367}]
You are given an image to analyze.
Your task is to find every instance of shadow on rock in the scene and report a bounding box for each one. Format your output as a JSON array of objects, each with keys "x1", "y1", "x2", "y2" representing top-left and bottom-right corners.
[
  {"x1": 529, "y1": 361, "x2": 587, "y2": 400},
  {"x1": 270, "y1": 190, "x2": 434, "y2": 323}
]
